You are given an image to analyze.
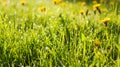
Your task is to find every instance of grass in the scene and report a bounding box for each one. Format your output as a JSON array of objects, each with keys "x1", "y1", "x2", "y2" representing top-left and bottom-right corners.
[{"x1": 0, "y1": 0, "x2": 120, "y2": 67}]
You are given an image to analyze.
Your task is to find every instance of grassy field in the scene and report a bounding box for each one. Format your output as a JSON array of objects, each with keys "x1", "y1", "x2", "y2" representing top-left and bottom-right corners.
[{"x1": 0, "y1": 0, "x2": 120, "y2": 67}]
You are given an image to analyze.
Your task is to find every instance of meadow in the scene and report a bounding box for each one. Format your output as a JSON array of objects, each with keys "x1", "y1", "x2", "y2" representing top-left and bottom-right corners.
[{"x1": 0, "y1": 0, "x2": 120, "y2": 67}]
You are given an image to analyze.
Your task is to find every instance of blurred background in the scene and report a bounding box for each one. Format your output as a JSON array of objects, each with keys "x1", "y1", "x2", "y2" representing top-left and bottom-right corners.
[{"x1": 65, "y1": 0, "x2": 119, "y2": 3}]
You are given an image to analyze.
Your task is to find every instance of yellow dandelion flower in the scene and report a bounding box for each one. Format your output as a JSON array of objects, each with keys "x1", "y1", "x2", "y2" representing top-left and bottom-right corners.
[
  {"x1": 52, "y1": 0, "x2": 62, "y2": 4},
  {"x1": 80, "y1": 10, "x2": 84, "y2": 15},
  {"x1": 93, "y1": 1, "x2": 97, "y2": 4},
  {"x1": 20, "y1": 0, "x2": 27, "y2": 5},
  {"x1": 3, "y1": 2, "x2": 8, "y2": 6},
  {"x1": 60, "y1": 2, "x2": 66, "y2": 7},
  {"x1": 93, "y1": 4, "x2": 101, "y2": 9},
  {"x1": 39, "y1": 6, "x2": 46, "y2": 12},
  {"x1": 101, "y1": 18, "x2": 110, "y2": 25},
  {"x1": 93, "y1": 4, "x2": 101, "y2": 14},
  {"x1": 81, "y1": 2, "x2": 86, "y2": 6},
  {"x1": 94, "y1": 40, "x2": 101, "y2": 47}
]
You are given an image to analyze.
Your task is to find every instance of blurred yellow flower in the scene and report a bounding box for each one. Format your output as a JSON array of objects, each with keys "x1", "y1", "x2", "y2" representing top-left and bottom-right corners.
[
  {"x1": 81, "y1": 2, "x2": 86, "y2": 6},
  {"x1": 80, "y1": 10, "x2": 84, "y2": 15},
  {"x1": 60, "y1": 2, "x2": 66, "y2": 7},
  {"x1": 93, "y1": 4, "x2": 101, "y2": 9},
  {"x1": 77, "y1": 1, "x2": 86, "y2": 6},
  {"x1": 101, "y1": 18, "x2": 110, "y2": 26},
  {"x1": 39, "y1": 6, "x2": 46, "y2": 12},
  {"x1": 94, "y1": 40, "x2": 101, "y2": 47},
  {"x1": 93, "y1": 4, "x2": 101, "y2": 14},
  {"x1": 20, "y1": 0, "x2": 27, "y2": 5},
  {"x1": 101, "y1": 18, "x2": 110, "y2": 25},
  {"x1": 53, "y1": 0, "x2": 62, "y2": 4}
]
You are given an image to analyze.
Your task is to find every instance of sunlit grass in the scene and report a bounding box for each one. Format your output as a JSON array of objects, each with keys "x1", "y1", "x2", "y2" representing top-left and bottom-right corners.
[{"x1": 0, "y1": 0, "x2": 119, "y2": 67}]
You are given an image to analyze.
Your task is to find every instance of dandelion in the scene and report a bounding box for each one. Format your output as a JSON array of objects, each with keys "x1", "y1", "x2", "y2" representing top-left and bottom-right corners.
[
  {"x1": 20, "y1": 0, "x2": 27, "y2": 5},
  {"x1": 39, "y1": 6, "x2": 46, "y2": 12},
  {"x1": 94, "y1": 40, "x2": 101, "y2": 47},
  {"x1": 93, "y1": 4, "x2": 101, "y2": 14},
  {"x1": 80, "y1": 10, "x2": 84, "y2": 15},
  {"x1": 93, "y1": 4, "x2": 101, "y2": 9},
  {"x1": 52, "y1": 0, "x2": 62, "y2": 4},
  {"x1": 78, "y1": 1, "x2": 86, "y2": 6},
  {"x1": 101, "y1": 18, "x2": 110, "y2": 26},
  {"x1": 81, "y1": 2, "x2": 86, "y2": 6},
  {"x1": 60, "y1": 2, "x2": 66, "y2": 7}
]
